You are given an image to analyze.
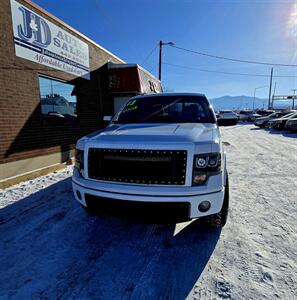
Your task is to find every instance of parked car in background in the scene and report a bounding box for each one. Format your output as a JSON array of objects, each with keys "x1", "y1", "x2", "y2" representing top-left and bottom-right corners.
[
  {"x1": 216, "y1": 110, "x2": 238, "y2": 126},
  {"x1": 268, "y1": 112, "x2": 297, "y2": 130},
  {"x1": 285, "y1": 115, "x2": 297, "y2": 132},
  {"x1": 254, "y1": 111, "x2": 291, "y2": 128},
  {"x1": 238, "y1": 110, "x2": 261, "y2": 122},
  {"x1": 256, "y1": 109, "x2": 275, "y2": 117}
]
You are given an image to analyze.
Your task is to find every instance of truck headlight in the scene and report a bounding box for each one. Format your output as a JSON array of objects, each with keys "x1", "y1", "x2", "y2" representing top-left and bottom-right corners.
[
  {"x1": 196, "y1": 157, "x2": 207, "y2": 168},
  {"x1": 194, "y1": 153, "x2": 221, "y2": 170},
  {"x1": 75, "y1": 149, "x2": 84, "y2": 177},
  {"x1": 192, "y1": 153, "x2": 221, "y2": 185}
]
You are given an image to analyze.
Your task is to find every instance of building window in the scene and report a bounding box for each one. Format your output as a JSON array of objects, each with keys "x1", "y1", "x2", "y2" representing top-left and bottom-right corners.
[{"x1": 39, "y1": 76, "x2": 77, "y2": 123}]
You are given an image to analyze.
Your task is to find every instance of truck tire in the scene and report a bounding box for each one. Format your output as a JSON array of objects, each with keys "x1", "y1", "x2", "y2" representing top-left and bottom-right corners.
[{"x1": 205, "y1": 174, "x2": 229, "y2": 228}]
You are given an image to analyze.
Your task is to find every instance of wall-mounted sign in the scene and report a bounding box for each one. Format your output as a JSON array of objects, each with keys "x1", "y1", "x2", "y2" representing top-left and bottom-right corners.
[{"x1": 10, "y1": 0, "x2": 90, "y2": 79}]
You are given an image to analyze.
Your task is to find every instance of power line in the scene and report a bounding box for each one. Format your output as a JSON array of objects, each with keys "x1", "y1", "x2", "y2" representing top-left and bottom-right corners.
[
  {"x1": 141, "y1": 43, "x2": 159, "y2": 66},
  {"x1": 163, "y1": 62, "x2": 297, "y2": 78},
  {"x1": 170, "y1": 45, "x2": 297, "y2": 67},
  {"x1": 147, "y1": 63, "x2": 159, "y2": 74}
]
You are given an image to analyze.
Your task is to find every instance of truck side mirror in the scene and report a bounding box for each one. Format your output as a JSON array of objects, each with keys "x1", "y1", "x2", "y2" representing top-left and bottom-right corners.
[{"x1": 103, "y1": 115, "x2": 112, "y2": 122}]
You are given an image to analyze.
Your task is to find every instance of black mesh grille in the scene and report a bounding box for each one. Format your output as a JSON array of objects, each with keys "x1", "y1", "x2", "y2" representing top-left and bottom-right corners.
[
  {"x1": 85, "y1": 194, "x2": 190, "y2": 222},
  {"x1": 87, "y1": 148, "x2": 187, "y2": 185}
]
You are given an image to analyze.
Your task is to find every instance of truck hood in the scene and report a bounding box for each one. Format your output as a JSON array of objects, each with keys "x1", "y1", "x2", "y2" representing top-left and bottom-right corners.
[{"x1": 81, "y1": 123, "x2": 216, "y2": 145}]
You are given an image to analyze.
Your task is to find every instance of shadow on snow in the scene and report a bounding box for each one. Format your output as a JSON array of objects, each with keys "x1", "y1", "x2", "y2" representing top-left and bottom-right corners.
[{"x1": 0, "y1": 178, "x2": 221, "y2": 300}]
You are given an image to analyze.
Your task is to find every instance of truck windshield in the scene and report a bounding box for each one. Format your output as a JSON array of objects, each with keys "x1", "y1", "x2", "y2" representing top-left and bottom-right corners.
[{"x1": 113, "y1": 95, "x2": 216, "y2": 124}]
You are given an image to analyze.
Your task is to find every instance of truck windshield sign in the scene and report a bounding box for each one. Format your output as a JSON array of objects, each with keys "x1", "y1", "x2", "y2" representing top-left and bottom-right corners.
[{"x1": 10, "y1": 0, "x2": 90, "y2": 79}]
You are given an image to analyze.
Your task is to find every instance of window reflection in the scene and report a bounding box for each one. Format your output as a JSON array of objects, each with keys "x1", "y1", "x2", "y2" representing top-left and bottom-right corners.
[{"x1": 39, "y1": 76, "x2": 77, "y2": 123}]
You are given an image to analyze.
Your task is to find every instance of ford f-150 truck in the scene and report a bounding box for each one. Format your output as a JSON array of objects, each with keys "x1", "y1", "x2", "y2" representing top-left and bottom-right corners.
[{"x1": 72, "y1": 93, "x2": 229, "y2": 227}]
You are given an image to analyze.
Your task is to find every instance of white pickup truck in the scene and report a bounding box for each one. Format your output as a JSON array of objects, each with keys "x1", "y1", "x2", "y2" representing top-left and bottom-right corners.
[{"x1": 72, "y1": 93, "x2": 229, "y2": 227}]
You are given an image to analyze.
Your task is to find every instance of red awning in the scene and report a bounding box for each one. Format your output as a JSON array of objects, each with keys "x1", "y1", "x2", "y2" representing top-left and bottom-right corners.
[{"x1": 108, "y1": 63, "x2": 161, "y2": 94}]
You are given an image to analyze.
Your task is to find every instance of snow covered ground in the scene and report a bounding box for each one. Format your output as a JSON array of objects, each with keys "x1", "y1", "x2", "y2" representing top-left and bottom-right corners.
[{"x1": 0, "y1": 124, "x2": 296, "y2": 300}]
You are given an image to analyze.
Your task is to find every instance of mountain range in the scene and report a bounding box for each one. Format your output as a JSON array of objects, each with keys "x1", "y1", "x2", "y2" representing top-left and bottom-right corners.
[{"x1": 209, "y1": 95, "x2": 294, "y2": 111}]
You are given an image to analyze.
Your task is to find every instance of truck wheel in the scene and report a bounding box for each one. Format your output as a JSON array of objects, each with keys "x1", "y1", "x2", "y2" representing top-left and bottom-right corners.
[{"x1": 205, "y1": 174, "x2": 229, "y2": 228}]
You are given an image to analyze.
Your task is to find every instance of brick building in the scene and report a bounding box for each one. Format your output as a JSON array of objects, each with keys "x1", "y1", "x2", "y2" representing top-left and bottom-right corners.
[{"x1": 0, "y1": 0, "x2": 161, "y2": 182}]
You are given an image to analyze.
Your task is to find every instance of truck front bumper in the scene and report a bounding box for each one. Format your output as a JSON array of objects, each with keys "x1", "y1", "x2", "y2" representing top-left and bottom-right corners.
[{"x1": 72, "y1": 170, "x2": 225, "y2": 220}]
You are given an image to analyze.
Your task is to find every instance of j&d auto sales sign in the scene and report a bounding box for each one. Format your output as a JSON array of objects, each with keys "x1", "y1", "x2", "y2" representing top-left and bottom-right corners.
[{"x1": 10, "y1": 0, "x2": 90, "y2": 79}]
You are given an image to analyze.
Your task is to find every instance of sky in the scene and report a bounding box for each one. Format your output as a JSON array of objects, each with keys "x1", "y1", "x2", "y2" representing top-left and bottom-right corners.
[{"x1": 33, "y1": 0, "x2": 297, "y2": 99}]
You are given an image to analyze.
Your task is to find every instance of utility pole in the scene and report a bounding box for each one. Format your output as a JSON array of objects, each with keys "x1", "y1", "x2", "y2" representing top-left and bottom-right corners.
[
  {"x1": 253, "y1": 89, "x2": 256, "y2": 110},
  {"x1": 253, "y1": 85, "x2": 268, "y2": 110},
  {"x1": 292, "y1": 89, "x2": 297, "y2": 109},
  {"x1": 158, "y1": 40, "x2": 162, "y2": 81},
  {"x1": 271, "y1": 82, "x2": 276, "y2": 109},
  {"x1": 158, "y1": 40, "x2": 174, "y2": 81},
  {"x1": 268, "y1": 67, "x2": 273, "y2": 109}
]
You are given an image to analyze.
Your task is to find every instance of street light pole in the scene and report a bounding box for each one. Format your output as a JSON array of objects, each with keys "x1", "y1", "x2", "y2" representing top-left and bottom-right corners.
[
  {"x1": 253, "y1": 85, "x2": 268, "y2": 110},
  {"x1": 292, "y1": 89, "x2": 297, "y2": 109},
  {"x1": 158, "y1": 40, "x2": 174, "y2": 81}
]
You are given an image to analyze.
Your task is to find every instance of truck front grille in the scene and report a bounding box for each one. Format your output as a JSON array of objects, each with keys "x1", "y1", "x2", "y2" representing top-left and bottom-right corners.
[
  {"x1": 85, "y1": 194, "x2": 190, "y2": 222},
  {"x1": 87, "y1": 148, "x2": 187, "y2": 185}
]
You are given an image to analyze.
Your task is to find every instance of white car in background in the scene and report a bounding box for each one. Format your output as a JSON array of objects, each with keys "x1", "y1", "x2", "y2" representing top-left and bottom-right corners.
[
  {"x1": 216, "y1": 110, "x2": 238, "y2": 126},
  {"x1": 238, "y1": 110, "x2": 261, "y2": 122}
]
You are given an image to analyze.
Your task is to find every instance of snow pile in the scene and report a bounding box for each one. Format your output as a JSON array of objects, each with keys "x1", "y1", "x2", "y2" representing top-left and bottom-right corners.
[{"x1": 0, "y1": 166, "x2": 73, "y2": 209}]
